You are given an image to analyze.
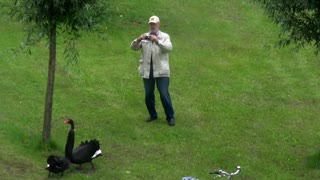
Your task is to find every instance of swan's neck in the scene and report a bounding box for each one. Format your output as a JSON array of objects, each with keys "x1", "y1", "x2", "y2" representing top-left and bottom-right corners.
[
  {"x1": 65, "y1": 129, "x2": 75, "y2": 161},
  {"x1": 70, "y1": 122, "x2": 75, "y2": 130}
]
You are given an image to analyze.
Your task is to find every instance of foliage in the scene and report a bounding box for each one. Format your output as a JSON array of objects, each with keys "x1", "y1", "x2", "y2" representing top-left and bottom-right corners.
[
  {"x1": 2, "y1": 0, "x2": 107, "y2": 62},
  {"x1": 255, "y1": 0, "x2": 320, "y2": 53}
]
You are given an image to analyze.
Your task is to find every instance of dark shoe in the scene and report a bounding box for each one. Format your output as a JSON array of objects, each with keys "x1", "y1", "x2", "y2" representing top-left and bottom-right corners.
[
  {"x1": 146, "y1": 116, "x2": 158, "y2": 122},
  {"x1": 167, "y1": 118, "x2": 175, "y2": 126}
]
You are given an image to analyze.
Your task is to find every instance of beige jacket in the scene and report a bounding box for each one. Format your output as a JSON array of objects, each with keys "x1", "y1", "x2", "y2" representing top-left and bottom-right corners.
[{"x1": 130, "y1": 31, "x2": 172, "y2": 78}]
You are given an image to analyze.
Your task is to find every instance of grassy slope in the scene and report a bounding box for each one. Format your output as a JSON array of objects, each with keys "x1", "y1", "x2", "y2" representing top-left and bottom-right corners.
[{"x1": 1, "y1": 0, "x2": 320, "y2": 179}]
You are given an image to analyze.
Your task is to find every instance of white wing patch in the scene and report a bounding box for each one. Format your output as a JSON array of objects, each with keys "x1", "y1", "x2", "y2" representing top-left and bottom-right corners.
[
  {"x1": 91, "y1": 149, "x2": 102, "y2": 158},
  {"x1": 47, "y1": 164, "x2": 50, "y2": 168}
]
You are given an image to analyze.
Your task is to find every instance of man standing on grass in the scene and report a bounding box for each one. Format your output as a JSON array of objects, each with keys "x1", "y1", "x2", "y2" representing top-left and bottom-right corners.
[{"x1": 130, "y1": 16, "x2": 175, "y2": 126}]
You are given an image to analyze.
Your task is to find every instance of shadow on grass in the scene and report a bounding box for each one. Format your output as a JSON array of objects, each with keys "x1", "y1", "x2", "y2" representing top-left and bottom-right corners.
[{"x1": 306, "y1": 150, "x2": 320, "y2": 169}]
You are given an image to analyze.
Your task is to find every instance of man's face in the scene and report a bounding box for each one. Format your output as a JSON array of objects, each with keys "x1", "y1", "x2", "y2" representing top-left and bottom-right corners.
[{"x1": 149, "y1": 22, "x2": 160, "y2": 33}]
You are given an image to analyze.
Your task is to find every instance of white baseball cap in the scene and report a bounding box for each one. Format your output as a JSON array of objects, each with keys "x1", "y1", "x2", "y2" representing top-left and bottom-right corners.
[{"x1": 148, "y1": 16, "x2": 160, "y2": 24}]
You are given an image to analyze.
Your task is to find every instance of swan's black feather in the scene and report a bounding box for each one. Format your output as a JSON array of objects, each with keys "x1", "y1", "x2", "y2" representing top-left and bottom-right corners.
[
  {"x1": 45, "y1": 155, "x2": 69, "y2": 177},
  {"x1": 64, "y1": 119, "x2": 102, "y2": 169}
]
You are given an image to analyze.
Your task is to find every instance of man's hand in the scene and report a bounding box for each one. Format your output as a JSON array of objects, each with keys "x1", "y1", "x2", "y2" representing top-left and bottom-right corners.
[
  {"x1": 137, "y1": 34, "x2": 147, "y2": 42},
  {"x1": 150, "y1": 35, "x2": 159, "y2": 43}
]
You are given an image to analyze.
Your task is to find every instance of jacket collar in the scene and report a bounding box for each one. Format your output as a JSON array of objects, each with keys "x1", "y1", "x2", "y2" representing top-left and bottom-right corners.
[{"x1": 147, "y1": 30, "x2": 161, "y2": 37}]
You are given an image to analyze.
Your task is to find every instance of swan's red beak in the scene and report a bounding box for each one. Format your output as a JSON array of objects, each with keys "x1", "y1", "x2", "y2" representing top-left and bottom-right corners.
[{"x1": 64, "y1": 119, "x2": 70, "y2": 124}]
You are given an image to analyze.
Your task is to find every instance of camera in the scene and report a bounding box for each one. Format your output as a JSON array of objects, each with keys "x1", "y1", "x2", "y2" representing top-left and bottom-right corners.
[{"x1": 144, "y1": 35, "x2": 151, "y2": 40}]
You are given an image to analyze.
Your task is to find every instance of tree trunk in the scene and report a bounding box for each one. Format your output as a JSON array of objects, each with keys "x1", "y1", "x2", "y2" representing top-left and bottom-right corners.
[{"x1": 42, "y1": 23, "x2": 57, "y2": 144}]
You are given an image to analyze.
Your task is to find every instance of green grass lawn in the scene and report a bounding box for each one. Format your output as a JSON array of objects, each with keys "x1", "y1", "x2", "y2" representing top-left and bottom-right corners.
[{"x1": 1, "y1": 0, "x2": 320, "y2": 179}]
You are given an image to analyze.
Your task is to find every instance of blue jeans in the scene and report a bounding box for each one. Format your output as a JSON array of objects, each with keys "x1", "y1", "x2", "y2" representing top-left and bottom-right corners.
[{"x1": 143, "y1": 77, "x2": 175, "y2": 120}]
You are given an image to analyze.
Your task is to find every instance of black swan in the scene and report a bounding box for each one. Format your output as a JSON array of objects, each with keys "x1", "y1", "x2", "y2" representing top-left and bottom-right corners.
[
  {"x1": 45, "y1": 155, "x2": 69, "y2": 177},
  {"x1": 64, "y1": 119, "x2": 102, "y2": 170}
]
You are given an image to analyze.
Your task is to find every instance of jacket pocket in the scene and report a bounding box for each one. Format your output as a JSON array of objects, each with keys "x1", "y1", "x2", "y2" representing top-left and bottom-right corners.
[
  {"x1": 141, "y1": 40, "x2": 150, "y2": 49},
  {"x1": 159, "y1": 61, "x2": 170, "y2": 75},
  {"x1": 138, "y1": 59, "x2": 144, "y2": 76},
  {"x1": 159, "y1": 69, "x2": 170, "y2": 75}
]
